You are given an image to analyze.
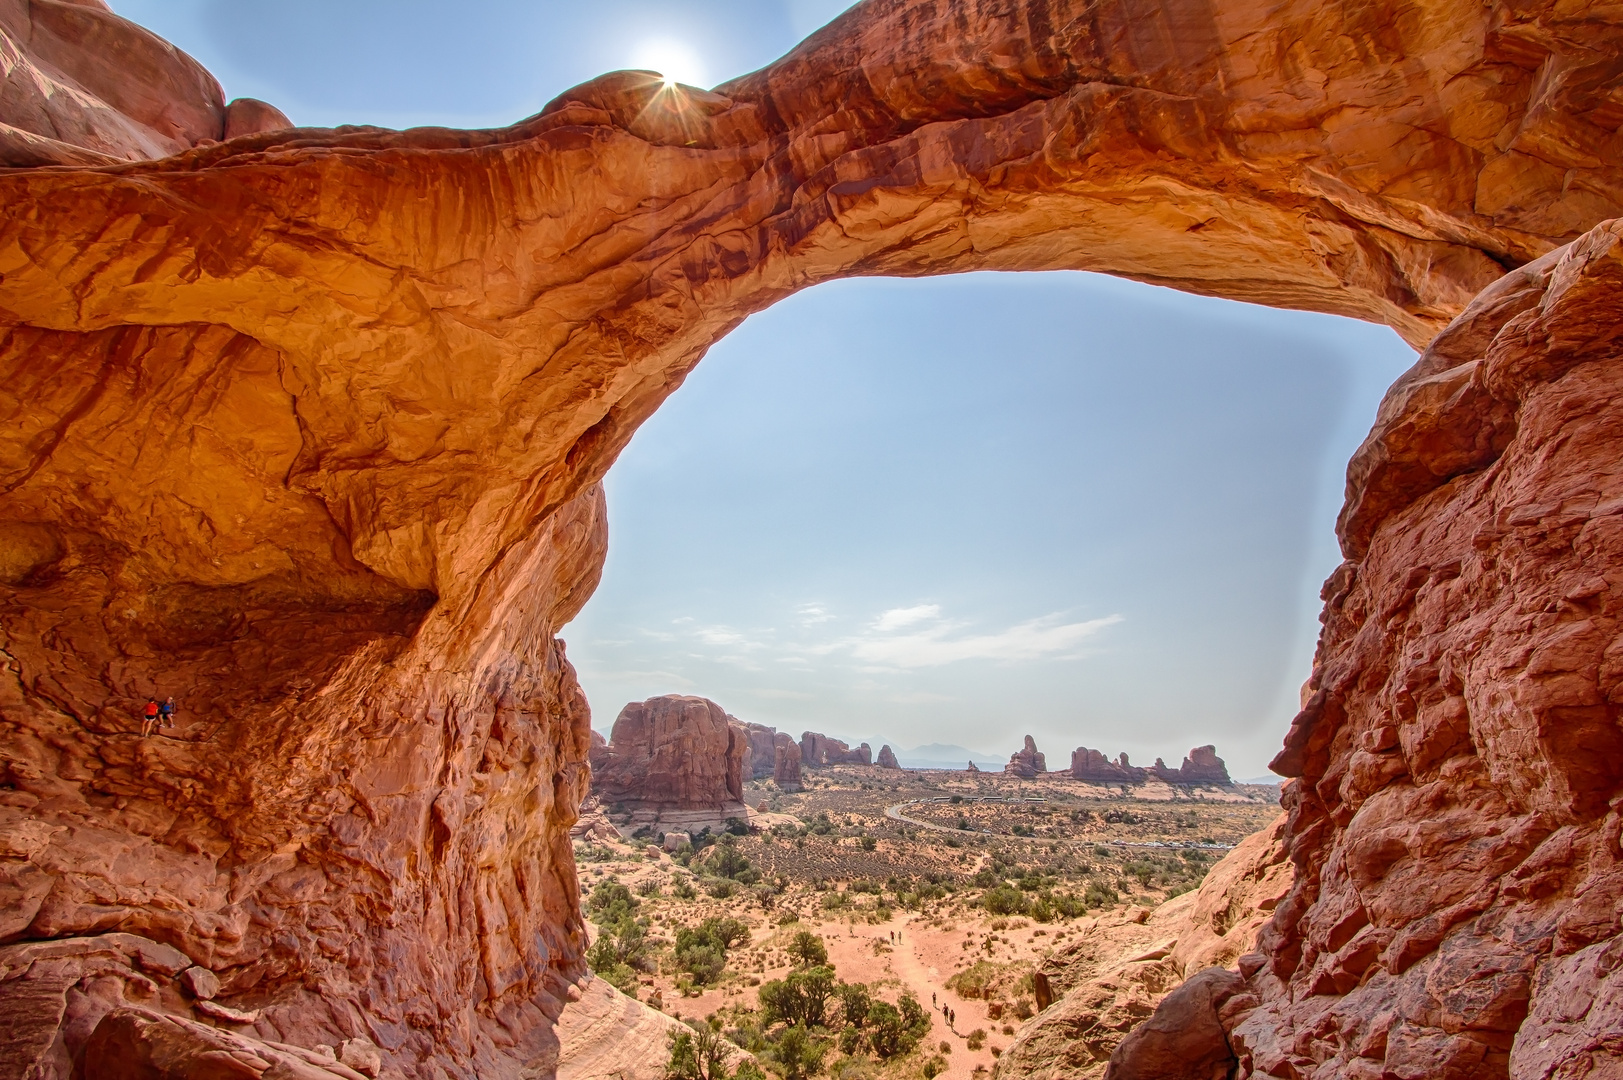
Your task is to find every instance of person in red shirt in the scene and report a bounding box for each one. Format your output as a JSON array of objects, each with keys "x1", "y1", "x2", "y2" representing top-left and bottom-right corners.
[{"x1": 141, "y1": 699, "x2": 160, "y2": 737}]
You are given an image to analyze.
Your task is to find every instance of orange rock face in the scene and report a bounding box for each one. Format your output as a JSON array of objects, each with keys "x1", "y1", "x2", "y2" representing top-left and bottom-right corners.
[
  {"x1": 0, "y1": 0, "x2": 1621, "y2": 1075},
  {"x1": 1215, "y1": 220, "x2": 1623, "y2": 1080},
  {"x1": 0, "y1": 1, "x2": 289, "y2": 166},
  {"x1": 591, "y1": 696, "x2": 747, "y2": 812}
]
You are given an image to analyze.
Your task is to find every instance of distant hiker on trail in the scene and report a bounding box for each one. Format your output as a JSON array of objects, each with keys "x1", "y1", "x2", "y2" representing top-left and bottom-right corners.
[
  {"x1": 159, "y1": 697, "x2": 176, "y2": 730},
  {"x1": 141, "y1": 699, "x2": 160, "y2": 736}
]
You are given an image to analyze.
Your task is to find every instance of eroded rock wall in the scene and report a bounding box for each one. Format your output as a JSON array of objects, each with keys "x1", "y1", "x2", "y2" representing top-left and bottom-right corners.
[
  {"x1": 591, "y1": 696, "x2": 746, "y2": 812},
  {"x1": 1098, "y1": 223, "x2": 1623, "y2": 1080},
  {"x1": 0, "y1": 0, "x2": 1620, "y2": 1074}
]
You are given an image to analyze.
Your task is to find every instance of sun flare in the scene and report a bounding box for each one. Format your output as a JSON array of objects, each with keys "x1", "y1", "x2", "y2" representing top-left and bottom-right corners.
[{"x1": 629, "y1": 39, "x2": 707, "y2": 89}]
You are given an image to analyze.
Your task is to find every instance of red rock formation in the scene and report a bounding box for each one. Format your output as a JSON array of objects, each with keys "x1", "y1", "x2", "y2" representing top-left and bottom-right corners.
[
  {"x1": 1175, "y1": 745, "x2": 1231, "y2": 785},
  {"x1": 1005, "y1": 735, "x2": 1049, "y2": 778},
  {"x1": 877, "y1": 744, "x2": 900, "y2": 769},
  {"x1": 772, "y1": 733, "x2": 803, "y2": 791},
  {"x1": 1071, "y1": 747, "x2": 1148, "y2": 783},
  {"x1": 1070, "y1": 745, "x2": 1232, "y2": 785},
  {"x1": 798, "y1": 732, "x2": 871, "y2": 767},
  {"x1": 591, "y1": 696, "x2": 746, "y2": 812},
  {"x1": 740, "y1": 722, "x2": 780, "y2": 780},
  {"x1": 0, "y1": 0, "x2": 1620, "y2": 1074},
  {"x1": 1107, "y1": 224, "x2": 1623, "y2": 1079},
  {"x1": 0, "y1": 1, "x2": 290, "y2": 166},
  {"x1": 1145, "y1": 745, "x2": 1234, "y2": 785}
]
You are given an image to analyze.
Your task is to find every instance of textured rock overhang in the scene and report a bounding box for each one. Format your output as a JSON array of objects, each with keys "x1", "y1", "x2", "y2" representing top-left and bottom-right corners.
[{"x1": 0, "y1": 0, "x2": 1620, "y2": 1076}]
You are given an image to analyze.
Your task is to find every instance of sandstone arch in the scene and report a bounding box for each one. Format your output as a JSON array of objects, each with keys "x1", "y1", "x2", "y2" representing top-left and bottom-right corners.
[{"x1": 1, "y1": 0, "x2": 1620, "y2": 1076}]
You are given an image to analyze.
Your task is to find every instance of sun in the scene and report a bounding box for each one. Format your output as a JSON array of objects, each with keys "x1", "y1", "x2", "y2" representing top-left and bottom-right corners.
[{"x1": 629, "y1": 39, "x2": 708, "y2": 89}]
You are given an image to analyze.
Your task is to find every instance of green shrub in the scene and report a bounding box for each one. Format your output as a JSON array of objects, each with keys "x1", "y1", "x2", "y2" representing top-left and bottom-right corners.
[
  {"x1": 788, "y1": 931, "x2": 828, "y2": 968},
  {"x1": 673, "y1": 917, "x2": 750, "y2": 984},
  {"x1": 763, "y1": 1025, "x2": 827, "y2": 1080},
  {"x1": 758, "y1": 966, "x2": 836, "y2": 1028},
  {"x1": 1083, "y1": 880, "x2": 1118, "y2": 909},
  {"x1": 981, "y1": 885, "x2": 1028, "y2": 916},
  {"x1": 588, "y1": 881, "x2": 639, "y2": 924},
  {"x1": 703, "y1": 841, "x2": 761, "y2": 884},
  {"x1": 667, "y1": 1023, "x2": 756, "y2": 1080}
]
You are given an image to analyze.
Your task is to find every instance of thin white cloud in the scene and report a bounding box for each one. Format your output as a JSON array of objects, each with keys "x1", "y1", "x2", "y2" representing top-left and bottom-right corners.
[
  {"x1": 751, "y1": 688, "x2": 816, "y2": 700},
  {"x1": 849, "y1": 612, "x2": 1123, "y2": 668},
  {"x1": 887, "y1": 691, "x2": 956, "y2": 704},
  {"x1": 795, "y1": 603, "x2": 835, "y2": 625},
  {"x1": 873, "y1": 604, "x2": 941, "y2": 631}
]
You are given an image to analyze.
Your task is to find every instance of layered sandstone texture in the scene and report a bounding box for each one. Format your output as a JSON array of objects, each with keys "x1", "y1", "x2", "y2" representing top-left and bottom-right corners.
[
  {"x1": 996, "y1": 814, "x2": 1291, "y2": 1080},
  {"x1": 0, "y1": 0, "x2": 290, "y2": 166},
  {"x1": 590, "y1": 697, "x2": 746, "y2": 813},
  {"x1": 0, "y1": 0, "x2": 1620, "y2": 1075},
  {"x1": 1103, "y1": 225, "x2": 1623, "y2": 1079},
  {"x1": 1005, "y1": 735, "x2": 1049, "y2": 778}
]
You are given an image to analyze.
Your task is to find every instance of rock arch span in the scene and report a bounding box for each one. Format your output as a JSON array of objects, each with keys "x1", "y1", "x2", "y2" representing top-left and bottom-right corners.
[{"x1": 0, "y1": 0, "x2": 1619, "y2": 1076}]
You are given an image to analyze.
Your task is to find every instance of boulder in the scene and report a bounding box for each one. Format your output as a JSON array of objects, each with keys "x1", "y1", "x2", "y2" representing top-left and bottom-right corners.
[
  {"x1": 1005, "y1": 735, "x2": 1048, "y2": 778},
  {"x1": 592, "y1": 696, "x2": 746, "y2": 813},
  {"x1": 877, "y1": 744, "x2": 900, "y2": 769},
  {"x1": 1102, "y1": 968, "x2": 1247, "y2": 1080}
]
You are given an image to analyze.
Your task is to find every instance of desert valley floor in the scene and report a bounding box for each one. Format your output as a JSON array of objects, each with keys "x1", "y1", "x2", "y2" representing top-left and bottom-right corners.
[{"x1": 570, "y1": 766, "x2": 1282, "y2": 1080}]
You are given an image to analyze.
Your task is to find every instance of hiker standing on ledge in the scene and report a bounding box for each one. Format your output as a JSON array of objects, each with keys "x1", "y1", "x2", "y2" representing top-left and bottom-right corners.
[
  {"x1": 141, "y1": 698, "x2": 160, "y2": 737},
  {"x1": 159, "y1": 696, "x2": 176, "y2": 732}
]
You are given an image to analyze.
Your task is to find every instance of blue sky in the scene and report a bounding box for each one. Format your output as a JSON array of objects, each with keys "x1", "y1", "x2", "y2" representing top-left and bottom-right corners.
[{"x1": 114, "y1": 1, "x2": 1418, "y2": 778}]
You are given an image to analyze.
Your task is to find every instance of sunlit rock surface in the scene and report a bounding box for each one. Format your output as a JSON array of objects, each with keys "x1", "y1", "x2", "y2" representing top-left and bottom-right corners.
[
  {"x1": 0, "y1": 0, "x2": 1620, "y2": 1074},
  {"x1": 1104, "y1": 222, "x2": 1623, "y2": 1079},
  {"x1": 0, "y1": 0, "x2": 289, "y2": 166},
  {"x1": 591, "y1": 695, "x2": 747, "y2": 817}
]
